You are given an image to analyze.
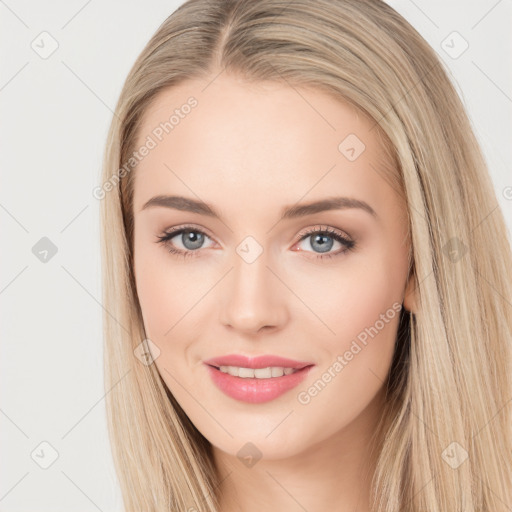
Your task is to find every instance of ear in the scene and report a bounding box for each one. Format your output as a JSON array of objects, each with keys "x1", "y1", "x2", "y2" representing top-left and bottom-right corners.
[{"x1": 403, "y1": 271, "x2": 418, "y2": 314}]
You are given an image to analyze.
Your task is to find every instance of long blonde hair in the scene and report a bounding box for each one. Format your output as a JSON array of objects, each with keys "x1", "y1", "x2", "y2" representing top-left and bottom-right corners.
[{"x1": 99, "y1": 0, "x2": 512, "y2": 510}]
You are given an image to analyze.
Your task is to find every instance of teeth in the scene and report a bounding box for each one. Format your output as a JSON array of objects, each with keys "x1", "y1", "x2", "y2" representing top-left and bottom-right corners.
[{"x1": 218, "y1": 366, "x2": 297, "y2": 378}]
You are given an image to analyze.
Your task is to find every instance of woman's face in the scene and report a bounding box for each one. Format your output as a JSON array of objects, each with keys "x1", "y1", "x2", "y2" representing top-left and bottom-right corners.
[{"x1": 132, "y1": 73, "x2": 416, "y2": 461}]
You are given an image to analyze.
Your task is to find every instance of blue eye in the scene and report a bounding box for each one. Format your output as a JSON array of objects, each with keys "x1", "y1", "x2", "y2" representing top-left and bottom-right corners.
[
  {"x1": 156, "y1": 225, "x2": 355, "y2": 260},
  {"x1": 294, "y1": 226, "x2": 355, "y2": 260},
  {"x1": 156, "y1": 227, "x2": 214, "y2": 258}
]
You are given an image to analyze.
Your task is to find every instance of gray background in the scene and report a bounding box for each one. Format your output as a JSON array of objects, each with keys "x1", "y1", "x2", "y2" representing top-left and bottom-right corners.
[{"x1": 1, "y1": 0, "x2": 511, "y2": 510}]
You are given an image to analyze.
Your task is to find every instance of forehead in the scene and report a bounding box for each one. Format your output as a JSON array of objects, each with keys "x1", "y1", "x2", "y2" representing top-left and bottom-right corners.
[{"x1": 132, "y1": 74, "x2": 395, "y2": 217}]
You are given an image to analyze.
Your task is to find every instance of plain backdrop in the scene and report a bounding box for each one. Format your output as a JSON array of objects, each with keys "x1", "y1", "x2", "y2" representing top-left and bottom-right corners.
[{"x1": 1, "y1": 1, "x2": 511, "y2": 510}]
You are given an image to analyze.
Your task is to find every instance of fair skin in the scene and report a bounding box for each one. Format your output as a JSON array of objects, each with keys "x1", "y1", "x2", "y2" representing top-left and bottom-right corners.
[{"x1": 132, "y1": 73, "x2": 417, "y2": 512}]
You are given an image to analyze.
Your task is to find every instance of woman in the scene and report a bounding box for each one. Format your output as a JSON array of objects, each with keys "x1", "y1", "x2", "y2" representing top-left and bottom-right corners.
[{"x1": 99, "y1": 0, "x2": 512, "y2": 510}]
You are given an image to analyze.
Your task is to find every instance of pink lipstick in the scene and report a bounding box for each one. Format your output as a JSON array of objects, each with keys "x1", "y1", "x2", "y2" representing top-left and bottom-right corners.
[{"x1": 203, "y1": 354, "x2": 314, "y2": 404}]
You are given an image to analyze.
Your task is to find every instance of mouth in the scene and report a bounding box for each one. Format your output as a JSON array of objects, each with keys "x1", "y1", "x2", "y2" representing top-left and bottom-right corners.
[{"x1": 204, "y1": 363, "x2": 315, "y2": 404}]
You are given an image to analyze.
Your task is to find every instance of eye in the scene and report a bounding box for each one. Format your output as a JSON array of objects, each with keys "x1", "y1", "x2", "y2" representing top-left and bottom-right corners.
[
  {"x1": 156, "y1": 226, "x2": 214, "y2": 259},
  {"x1": 292, "y1": 225, "x2": 355, "y2": 260}
]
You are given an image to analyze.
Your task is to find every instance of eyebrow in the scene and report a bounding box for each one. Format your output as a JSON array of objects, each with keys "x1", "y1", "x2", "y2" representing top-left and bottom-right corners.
[{"x1": 141, "y1": 195, "x2": 377, "y2": 219}]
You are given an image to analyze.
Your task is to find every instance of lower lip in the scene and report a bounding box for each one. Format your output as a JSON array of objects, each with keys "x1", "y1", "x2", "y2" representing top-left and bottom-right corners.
[{"x1": 204, "y1": 364, "x2": 314, "y2": 404}]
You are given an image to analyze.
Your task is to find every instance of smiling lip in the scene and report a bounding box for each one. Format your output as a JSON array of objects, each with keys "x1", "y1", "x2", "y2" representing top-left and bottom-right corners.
[{"x1": 203, "y1": 354, "x2": 315, "y2": 404}]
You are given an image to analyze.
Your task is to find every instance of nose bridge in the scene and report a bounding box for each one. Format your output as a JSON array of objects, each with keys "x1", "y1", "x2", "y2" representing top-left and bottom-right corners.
[{"x1": 220, "y1": 243, "x2": 287, "y2": 332}]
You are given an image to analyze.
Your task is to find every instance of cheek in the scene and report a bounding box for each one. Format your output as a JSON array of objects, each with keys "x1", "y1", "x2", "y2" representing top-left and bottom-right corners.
[
  {"x1": 294, "y1": 276, "x2": 400, "y2": 431},
  {"x1": 320, "y1": 228, "x2": 408, "y2": 345},
  {"x1": 300, "y1": 248, "x2": 406, "y2": 403},
  {"x1": 291, "y1": 249, "x2": 404, "y2": 344},
  {"x1": 134, "y1": 239, "x2": 195, "y2": 340}
]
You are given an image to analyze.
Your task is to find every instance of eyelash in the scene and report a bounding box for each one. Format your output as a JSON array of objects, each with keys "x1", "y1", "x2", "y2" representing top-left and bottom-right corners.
[{"x1": 155, "y1": 224, "x2": 355, "y2": 261}]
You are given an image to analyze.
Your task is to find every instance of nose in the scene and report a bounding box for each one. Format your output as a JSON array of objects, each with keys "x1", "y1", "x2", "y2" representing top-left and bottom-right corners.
[{"x1": 219, "y1": 250, "x2": 289, "y2": 334}]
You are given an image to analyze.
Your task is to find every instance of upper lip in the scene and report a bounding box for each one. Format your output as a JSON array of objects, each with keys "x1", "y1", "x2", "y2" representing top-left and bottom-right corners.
[{"x1": 203, "y1": 354, "x2": 314, "y2": 370}]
